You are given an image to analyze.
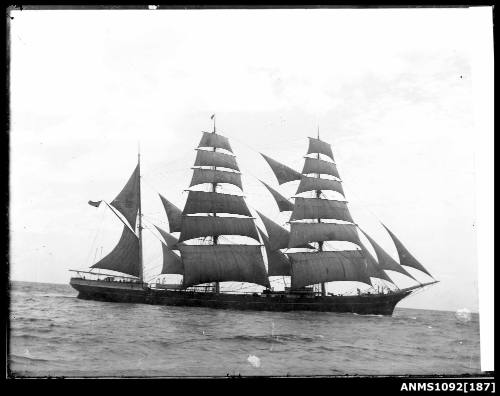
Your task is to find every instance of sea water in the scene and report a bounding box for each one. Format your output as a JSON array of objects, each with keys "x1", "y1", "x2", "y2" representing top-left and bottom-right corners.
[{"x1": 9, "y1": 281, "x2": 481, "y2": 377}]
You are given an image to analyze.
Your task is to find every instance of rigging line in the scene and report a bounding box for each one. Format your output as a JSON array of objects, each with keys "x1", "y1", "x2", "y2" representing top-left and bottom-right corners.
[
  {"x1": 194, "y1": 144, "x2": 295, "y2": 191},
  {"x1": 103, "y1": 201, "x2": 137, "y2": 235},
  {"x1": 142, "y1": 213, "x2": 168, "y2": 225},
  {"x1": 143, "y1": 222, "x2": 167, "y2": 246},
  {"x1": 141, "y1": 147, "x2": 195, "y2": 174},
  {"x1": 85, "y1": 204, "x2": 108, "y2": 267},
  {"x1": 225, "y1": 132, "x2": 383, "y2": 228}
]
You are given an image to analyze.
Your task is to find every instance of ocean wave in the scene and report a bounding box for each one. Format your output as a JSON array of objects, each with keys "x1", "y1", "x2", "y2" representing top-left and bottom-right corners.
[
  {"x1": 219, "y1": 334, "x2": 323, "y2": 344},
  {"x1": 10, "y1": 354, "x2": 51, "y2": 363},
  {"x1": 39, "y1": 293, "x2": 75, "y2": 299}
]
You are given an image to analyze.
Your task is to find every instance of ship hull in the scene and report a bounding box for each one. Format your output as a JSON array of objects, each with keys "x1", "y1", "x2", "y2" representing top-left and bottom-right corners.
[{"x1": 70, "y1": 278, "x2": 412, "y2": 316}]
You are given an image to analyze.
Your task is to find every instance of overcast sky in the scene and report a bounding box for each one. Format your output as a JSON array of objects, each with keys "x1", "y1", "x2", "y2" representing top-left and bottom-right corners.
[{"x1": 9, "y1": 8, "x2": 492, "y2": 314}]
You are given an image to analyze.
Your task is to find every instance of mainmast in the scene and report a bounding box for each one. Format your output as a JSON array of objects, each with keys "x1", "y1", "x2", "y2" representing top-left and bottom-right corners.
[
  {"x1": 176, "y1": 115, "x2": 270, "y2": 289},
  {"x1": 138, "y1": 148, "x2": 144, "y2": 284}
]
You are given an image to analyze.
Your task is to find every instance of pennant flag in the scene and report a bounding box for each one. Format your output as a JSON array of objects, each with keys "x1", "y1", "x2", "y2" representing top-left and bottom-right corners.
[
  {"x1": 210, "y1": 114, "x2": 215, "y2": 119},
  {"x1": 88, "y1": 200, "x2": 102, "y2": 208}
]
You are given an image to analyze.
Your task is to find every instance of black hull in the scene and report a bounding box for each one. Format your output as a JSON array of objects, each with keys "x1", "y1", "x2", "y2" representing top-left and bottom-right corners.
[{"x1": 70, "y1": 278, "x2": 416, "y2": 315}]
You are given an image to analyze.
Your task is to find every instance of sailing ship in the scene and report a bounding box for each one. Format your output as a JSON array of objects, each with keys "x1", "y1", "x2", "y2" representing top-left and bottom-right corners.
[{"x1": 70, "y1": 117, "x2": 438, "y2": 315}]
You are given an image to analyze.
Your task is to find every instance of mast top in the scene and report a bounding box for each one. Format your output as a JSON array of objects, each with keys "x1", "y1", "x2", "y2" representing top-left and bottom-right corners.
[{"x1": 211, "y1": 113, "x2": 216, "y2": 133}]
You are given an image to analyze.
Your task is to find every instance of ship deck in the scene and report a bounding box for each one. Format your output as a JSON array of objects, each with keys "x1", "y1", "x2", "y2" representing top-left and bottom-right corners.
[{"x1": 69, "y1": 277, "x2": 426, "y2": 315}]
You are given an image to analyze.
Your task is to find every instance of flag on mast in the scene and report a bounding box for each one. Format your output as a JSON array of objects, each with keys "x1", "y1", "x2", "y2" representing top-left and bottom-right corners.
[
  {"x1": 88, "y1": 200, "x2": 102, "y2": 208},
  {"x1": 210, "y1": 114, "x2": 215, "y2": 119}
]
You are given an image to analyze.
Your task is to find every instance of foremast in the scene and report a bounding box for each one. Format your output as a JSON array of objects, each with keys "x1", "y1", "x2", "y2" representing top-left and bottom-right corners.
[
  {"x1": 211, "y1": 115, "x2": 220, "y2": 293},
  {"x1": 259, "y1": 130, "x2": 436, "y2": 294},
  {"x1": 315, "y1": 127, "x2": 326, "y2": 296}
]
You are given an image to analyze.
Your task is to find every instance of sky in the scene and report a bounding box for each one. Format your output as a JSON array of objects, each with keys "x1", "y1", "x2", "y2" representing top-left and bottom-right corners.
[{"x1": 8, "y1": 8, "x2": 493, "y2": 317}]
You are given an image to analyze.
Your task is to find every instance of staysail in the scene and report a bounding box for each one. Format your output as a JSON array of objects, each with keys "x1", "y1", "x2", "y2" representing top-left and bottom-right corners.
[
  {"x1": 358, "y1": 241, "x2": 394, "y2": 284},
  {"x1": 256, "y1": 210, "x2": 312, "y2": 251},
  {"x1": 154, "y1": 225, "x2": 183, "y2": 275},
  {"x1": 260, "y1": 180, "x2": 294, "y2": 212},
  {"x1": 382, "y1": 224, "x2": 433, "y2": 277},
  {"x1": 261, "y1": 153, "x2": 302, "y2": 184},
  {"x1": 159, "y1": 194, "x2": 182, "y2": 233},
  {"x1": 257, "y1": 227, "x2": 291, "y2": 276},
  {"x1": 91, "y1": 225, "x2": 140, "y2": 277},
  {"x1": 360, "y1": 229, "x2": 417, "y2": 281},
  {"x1": 154, "y1": 225, "x2": 182, "y2": 250}
]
